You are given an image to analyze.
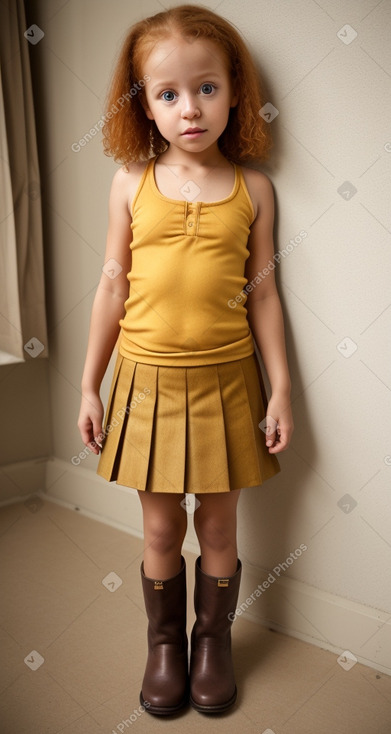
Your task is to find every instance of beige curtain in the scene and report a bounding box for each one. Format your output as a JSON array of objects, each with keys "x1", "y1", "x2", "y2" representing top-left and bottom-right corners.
[{"x1": 0, "y1": 0, "x2": 48, "y2": 364}]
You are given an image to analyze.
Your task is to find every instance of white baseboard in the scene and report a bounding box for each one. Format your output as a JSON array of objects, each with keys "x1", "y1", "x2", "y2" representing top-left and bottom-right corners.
[
  {"x1": 0, "y1": 457, "x2": 47, "y2": 503},
  {"x1": 1, "y1": 457, "x2": 389, "y2": 676},
  {"x1": 237, "y1": 563, "x2": 391, "y2": 676}
]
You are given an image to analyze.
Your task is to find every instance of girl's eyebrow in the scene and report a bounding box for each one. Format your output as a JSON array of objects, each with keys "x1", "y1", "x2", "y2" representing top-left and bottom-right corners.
[{"x1": 150, "y1": 72, "x2": 223, "y2": 92}]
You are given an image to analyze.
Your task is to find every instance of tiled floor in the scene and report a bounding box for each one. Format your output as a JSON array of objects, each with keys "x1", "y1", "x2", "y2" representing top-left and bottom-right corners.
[{"x1": 1, "y1": 498, "x2": 390, "y2": 734}]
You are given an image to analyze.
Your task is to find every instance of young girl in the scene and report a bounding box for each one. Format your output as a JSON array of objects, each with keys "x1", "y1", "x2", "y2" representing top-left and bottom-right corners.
[{"x1": 78, "y1": 3, "x2": 293, "y2": 717}]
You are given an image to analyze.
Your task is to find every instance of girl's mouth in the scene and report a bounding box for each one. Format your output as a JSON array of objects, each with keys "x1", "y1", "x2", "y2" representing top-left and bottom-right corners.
[{"x1": 181, "y1": 128, "x2": 206, "y2": 137}]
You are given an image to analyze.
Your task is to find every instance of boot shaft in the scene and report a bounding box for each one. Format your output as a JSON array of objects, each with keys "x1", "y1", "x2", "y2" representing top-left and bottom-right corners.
[
  {"x1": 141, "y1": 556, "x2": 187, "y2": 646},
  {"x1": 192, "y1": 557, "x2": 242, "y2": 639}
]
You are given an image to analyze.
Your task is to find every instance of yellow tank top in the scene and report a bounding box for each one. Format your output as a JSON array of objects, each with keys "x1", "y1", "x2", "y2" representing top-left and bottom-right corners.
[{"x1": 119, "y1": 155, "x2": 256, "y2": 366}]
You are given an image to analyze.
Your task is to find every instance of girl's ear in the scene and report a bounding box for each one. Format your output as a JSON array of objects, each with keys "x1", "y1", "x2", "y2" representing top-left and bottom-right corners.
[
  {"x1": 140, "y1": 96, "x2": 154, "y2": 120},
  {"x1": 230, "y1": 84, "x2": 239, "y2": 108},
  {"x1": 144, "y1": 107, "x2": 154, "y2": 120}
]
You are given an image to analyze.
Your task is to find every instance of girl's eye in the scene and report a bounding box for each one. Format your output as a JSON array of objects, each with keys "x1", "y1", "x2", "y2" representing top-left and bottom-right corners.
[
  {"x1": 162, "y1": 90, "x2": 176, "y2": 102},
  {"x1": 200, "y1": 83, "x2": 215, "y2": 95}
]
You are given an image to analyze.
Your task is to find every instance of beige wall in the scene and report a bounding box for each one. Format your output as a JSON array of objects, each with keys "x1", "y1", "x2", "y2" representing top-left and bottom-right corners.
[
  {"x1": 10, "y1": 0, "x2": 390, "y2": 671},
  {"x1": 0, "y1": 359, "x2": 51, "y2": 469}
]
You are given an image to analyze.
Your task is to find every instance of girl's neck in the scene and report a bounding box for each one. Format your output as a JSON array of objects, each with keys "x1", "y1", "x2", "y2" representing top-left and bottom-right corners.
[{"x1": 157, "y1": 145, "x2": 231, "y2": 171}]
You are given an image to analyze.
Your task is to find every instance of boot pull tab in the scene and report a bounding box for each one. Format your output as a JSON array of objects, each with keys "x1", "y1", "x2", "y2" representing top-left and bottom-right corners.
[
  {"x1": 217, "y1": 578, "x2": 229, "y2": 587},
  {"x1": 154, "y1": 580, "x2": 164, "y2": 590}
]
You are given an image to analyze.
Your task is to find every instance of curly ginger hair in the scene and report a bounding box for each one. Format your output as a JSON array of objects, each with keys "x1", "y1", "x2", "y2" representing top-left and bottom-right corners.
[{"x1": 102, "y1": 4, "x2": 273, "y2": 165}]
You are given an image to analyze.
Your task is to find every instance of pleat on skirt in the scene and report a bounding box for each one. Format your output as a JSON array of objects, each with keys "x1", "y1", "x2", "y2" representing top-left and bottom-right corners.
[{"x1": 97, "y1": 351, "x2": 280, "y2": 493}]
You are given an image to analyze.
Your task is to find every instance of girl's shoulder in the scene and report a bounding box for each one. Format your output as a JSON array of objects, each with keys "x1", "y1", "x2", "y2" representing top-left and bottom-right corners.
[
  {"x1": 239, "y1": 164, "x2": 274, "y2": 220},
  {"x1": 111, "y1": 159, "x2": 151, "y2": 217},
  {"x1": 239, "y1": 163, "x2": 273, "y2": 191}
]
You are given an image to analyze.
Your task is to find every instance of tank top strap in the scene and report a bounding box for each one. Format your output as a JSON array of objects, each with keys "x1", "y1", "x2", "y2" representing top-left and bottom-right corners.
[
  {"x1": 130, "y1": 157, "x2": 156, "y2": 217},
  {"x1": 234, "y1": 163, "x2": 256, "y2": 223}
]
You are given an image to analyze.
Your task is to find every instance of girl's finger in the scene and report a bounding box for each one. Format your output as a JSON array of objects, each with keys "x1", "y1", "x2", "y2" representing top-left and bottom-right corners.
[
  {"x1": 268, "y1": 424, "x2": 291, "y2": 453},
  {"x1": 88, "y1": 440, "x2": 101, "y2": 455},
  {"x1": 79, "y1": 426, "x2": 93, "y2": 447},
  {"x1": 264, "y1": 414, "x2": 278, "y2": 447}
]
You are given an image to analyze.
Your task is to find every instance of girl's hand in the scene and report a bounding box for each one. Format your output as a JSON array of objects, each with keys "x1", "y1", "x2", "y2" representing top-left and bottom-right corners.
[
  {"x1": 77, "y1": 392, "x2": 105, "y2": 455},
  {"x1": 262, "y1": 394, "x2": 294, "y2": 454}
]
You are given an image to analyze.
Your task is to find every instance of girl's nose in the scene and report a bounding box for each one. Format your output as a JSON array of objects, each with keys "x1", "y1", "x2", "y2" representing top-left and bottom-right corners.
[{"x1": 180, "y1": 94, "x2": 200, "y2": 119}]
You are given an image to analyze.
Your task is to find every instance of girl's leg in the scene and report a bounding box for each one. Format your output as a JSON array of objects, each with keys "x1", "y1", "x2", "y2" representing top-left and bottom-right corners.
[
  {"x1": 138, "y1": 490, "x2": 189, "y2": 715},
  {"x1": 137, "y1": 490, "x2": 188, "y2": 579},
  {"x1": 193, "y1": 488, "x2": 241, "y2": 576},
  {"x1": 190, "y1": 488, "x2": 242, "y2": 713}
]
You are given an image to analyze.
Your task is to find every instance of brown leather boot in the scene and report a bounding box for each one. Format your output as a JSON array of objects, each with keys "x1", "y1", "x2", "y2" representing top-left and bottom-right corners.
[
  {"x1": 139, "y1": 556, "x2": 189, "y2": 715},
  {"x1": 190, "y1": 556, "x2": 242, "y2": 713}
]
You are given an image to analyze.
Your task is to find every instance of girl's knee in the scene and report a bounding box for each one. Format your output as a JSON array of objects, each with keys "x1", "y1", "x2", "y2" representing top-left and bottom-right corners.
[
  {"x1": 144, "y1": 513, "x2": 187, "y2": 555},
  {"x1": 193, "y1": 512, "x2": 235, "y2": 552}
]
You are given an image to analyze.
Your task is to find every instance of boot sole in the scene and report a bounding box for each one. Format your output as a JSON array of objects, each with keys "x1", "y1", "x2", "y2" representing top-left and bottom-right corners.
[
  {"x1": 140, "y1": 690, "x2": 189, "y2": 716},
  {"x1": 190, "y1": 686, "x2": 237, "y2": 714}
]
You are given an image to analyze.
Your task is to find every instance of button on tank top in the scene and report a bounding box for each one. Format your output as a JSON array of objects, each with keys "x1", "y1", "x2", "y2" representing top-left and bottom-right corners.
[{"x1": 118, "y1": 155, "x2": 256, "y2": 366}]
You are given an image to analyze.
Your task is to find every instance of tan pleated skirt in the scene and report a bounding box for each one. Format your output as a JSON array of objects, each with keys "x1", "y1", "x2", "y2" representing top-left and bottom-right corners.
[{"x1": 97, "y1": 351, "x2": 280, "y2": 493}]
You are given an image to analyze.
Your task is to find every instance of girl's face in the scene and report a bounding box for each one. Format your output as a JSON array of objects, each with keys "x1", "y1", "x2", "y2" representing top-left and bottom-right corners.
[{"x1": 141, "y1": 35, "x2": 238, "y2": 157}]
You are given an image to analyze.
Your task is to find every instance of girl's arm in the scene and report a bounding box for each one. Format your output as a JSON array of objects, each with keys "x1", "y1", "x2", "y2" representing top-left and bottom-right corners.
[
  {"x1": 244, "y1": 172, "x2": 294, "y2": 454},
  {"x1": 77, "y1": 168, "x2": 133, "y2": 454}
]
